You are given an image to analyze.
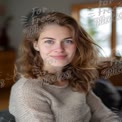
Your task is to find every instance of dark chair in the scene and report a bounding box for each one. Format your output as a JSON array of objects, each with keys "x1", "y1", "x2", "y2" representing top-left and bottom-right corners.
[
  {"x1": 93, "y1": 78, "x2": 122, "y2": 110},
  {"x1": 0, "y1": 109, "x2": 15, "y2": 122}
]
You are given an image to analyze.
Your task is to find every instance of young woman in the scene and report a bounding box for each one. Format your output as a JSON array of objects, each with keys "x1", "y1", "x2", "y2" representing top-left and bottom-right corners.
[{"x1": 9, "y1": 8, "x2": 120, "y2": 122}]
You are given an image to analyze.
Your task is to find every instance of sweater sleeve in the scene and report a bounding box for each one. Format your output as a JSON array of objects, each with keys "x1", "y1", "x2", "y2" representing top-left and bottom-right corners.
[
  {"x1": 9, "y1": 79, "x2": 55, "y2": 122},
  {"x1": 86, "y1": 90, "x2": 120, "y2": 122}
]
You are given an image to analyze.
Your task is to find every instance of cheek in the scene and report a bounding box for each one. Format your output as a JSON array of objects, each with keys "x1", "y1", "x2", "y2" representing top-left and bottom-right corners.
[
  {"x1": 67, "y1": 45, "x2": 76, "y2": 55},
  {"x1": 39, "y1": 46, "x2": 52, "y2": 58},
  {"x1": 72, "y1": 45, "x2": 77, "y2": 51}
]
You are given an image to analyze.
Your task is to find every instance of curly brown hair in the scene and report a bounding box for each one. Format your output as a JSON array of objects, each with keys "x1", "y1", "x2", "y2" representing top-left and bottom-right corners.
[{"x1": 16, "y1": 8, "x2": 99, "y2": 93}]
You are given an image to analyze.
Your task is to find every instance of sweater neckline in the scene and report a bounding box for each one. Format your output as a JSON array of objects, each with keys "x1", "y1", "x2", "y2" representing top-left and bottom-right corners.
[{"x1": 43, "y1": 81, "x2": 69, "y2": 89}]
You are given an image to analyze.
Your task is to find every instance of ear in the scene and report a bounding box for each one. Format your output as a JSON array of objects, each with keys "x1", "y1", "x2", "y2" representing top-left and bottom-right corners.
[{"x1": 33, "y1": 41, "x2": 39, "y2": 51}]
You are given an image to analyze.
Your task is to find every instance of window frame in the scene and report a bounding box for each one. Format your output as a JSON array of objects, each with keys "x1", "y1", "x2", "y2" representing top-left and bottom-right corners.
[{"x1": 71, "y1": 2, "x2": 122, "y2": 57}]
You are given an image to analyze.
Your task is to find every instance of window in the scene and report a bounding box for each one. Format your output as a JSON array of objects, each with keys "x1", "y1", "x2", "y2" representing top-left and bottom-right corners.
[
  {"x1": 71, "y1": 1, "x2": 122, "y2": 58},
  {"x1": 116, "y1": 7, "x2": 122, "y2": 57}
]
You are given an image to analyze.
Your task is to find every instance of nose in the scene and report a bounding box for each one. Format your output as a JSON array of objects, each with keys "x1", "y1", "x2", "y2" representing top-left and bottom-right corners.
[{"x1": 54, "y1": 43, "x2": 64, "y2": 53}]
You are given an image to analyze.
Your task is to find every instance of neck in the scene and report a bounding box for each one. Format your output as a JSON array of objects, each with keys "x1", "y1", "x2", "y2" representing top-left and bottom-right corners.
[
  {"x1": 43, "y1": 65, "x2": 63, "y2": 74},
  {"x1": 38, "y1": 63, "x2": 74, "y2": 85}
]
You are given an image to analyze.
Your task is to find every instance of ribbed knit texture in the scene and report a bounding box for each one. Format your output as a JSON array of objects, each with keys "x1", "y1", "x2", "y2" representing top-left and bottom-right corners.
[{"x1": 9, "y1": 77, "x2": 120, "y2": 122}]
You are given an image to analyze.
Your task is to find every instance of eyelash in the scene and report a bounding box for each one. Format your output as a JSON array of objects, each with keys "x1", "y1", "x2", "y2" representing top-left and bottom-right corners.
[
  {"x1": 44, "y1": 39, "x2": 73, "y2": 44},
  {"x1": 64, "y1": 40, "x2": 73, "y2": 44},
  {"x1": 44, "y1": 40, "x2": 54, "y2": 44}
]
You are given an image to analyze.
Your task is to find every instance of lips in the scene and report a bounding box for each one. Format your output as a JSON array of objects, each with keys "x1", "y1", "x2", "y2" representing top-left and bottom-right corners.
[{"x1": 51, "y1": 55, "x2": 67, "y2": 60}]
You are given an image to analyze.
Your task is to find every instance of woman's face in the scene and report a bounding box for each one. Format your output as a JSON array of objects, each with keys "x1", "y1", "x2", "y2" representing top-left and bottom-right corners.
[{"x1": 33, "y1": 24, "x2": 76, "y2": 71}]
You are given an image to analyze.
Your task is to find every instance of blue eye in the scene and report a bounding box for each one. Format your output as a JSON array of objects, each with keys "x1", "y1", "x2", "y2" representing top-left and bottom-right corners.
[
  {"x1": 44, "y1": 40, "x2": 54, "y2": 44},
  {"x1": 64, "y1": 40, "x2": 73, "y2": 44}
]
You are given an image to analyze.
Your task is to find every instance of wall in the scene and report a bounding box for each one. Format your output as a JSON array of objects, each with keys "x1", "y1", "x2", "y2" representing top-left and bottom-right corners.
[{"x1": 6, "y1": 0, "x2": 98, "y2": 50}]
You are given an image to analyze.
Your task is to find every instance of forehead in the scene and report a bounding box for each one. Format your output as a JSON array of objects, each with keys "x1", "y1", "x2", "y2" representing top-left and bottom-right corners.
[{"x1": 39, "y1": 24, "x2": 73, "y2": 37}]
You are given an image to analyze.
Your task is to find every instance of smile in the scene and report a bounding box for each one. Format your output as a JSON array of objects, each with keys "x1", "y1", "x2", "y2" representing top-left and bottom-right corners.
[{"x1": 51, "y1": 55, "x2": 67, "y2": 60}]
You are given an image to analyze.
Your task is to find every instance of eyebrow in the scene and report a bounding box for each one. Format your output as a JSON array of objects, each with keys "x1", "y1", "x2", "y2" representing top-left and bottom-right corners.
[{"x1": 41, "y1": 37, "x2": 73, "y2": 40}]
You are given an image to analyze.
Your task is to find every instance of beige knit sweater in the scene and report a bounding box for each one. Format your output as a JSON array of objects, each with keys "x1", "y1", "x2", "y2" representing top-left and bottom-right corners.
[{"x1": 9, "y1": 77, "x2": 120, "y2": 122}]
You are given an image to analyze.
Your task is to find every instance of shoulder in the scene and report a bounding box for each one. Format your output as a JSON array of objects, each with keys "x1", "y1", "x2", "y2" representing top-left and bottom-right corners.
[
  {"x1": 10, "y1": 77, "x2": 47, "y2": 100},
  {"x1": 9, "y1": 77, "x2": 52, "y2": 108},
  {"x1": 9, "y1": 78, "x2": 54, "y2": 120},
  {"x1": 11, "y1": 77, "x2": 39, "y2": 92},
  {"x1": 13, "y1": 77, "x2": 45, "y2": 89}
]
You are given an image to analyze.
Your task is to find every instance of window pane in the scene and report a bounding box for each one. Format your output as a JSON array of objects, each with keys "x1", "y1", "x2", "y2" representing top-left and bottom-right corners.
[
  {"x1": 116, "y1": 7, "x2": 122, "y2": 57},
  {"x1": 80, "y1": 8, "x2": 112, "y2": 57}
]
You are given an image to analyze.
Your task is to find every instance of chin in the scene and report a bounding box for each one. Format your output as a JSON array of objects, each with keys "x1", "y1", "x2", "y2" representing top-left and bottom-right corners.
[
  {"x1": 51, "y1": 63, "x2": 67, "y2": 67},
  {"x1": 50, "y1": 61, "x2": 70, "y2": 67}
]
